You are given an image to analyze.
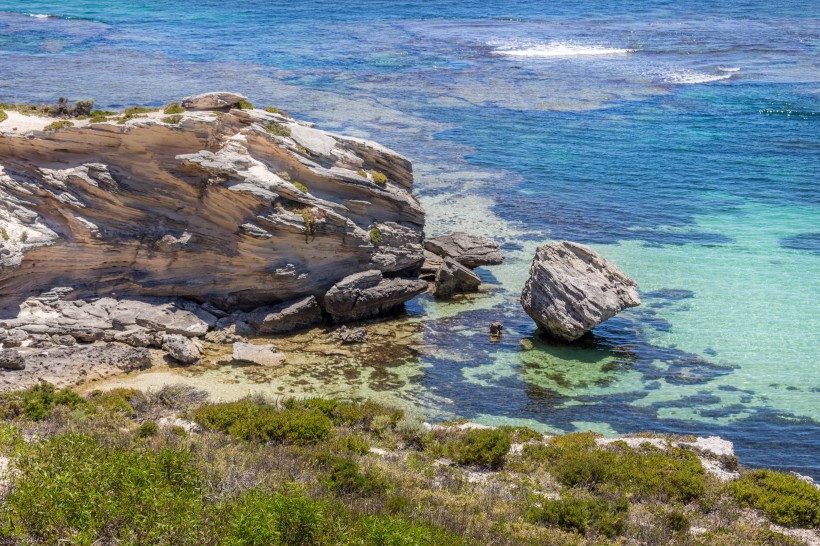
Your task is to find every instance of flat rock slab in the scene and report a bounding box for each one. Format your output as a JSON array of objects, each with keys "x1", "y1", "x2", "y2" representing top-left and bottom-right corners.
[
  {"x1": 162, "y1": 334, "x2": 202, "y2": 364},
  {"x1": 521, "y1": 241, "x2": 640, "y2": 342},
  {"x1": 232, "y1": 342, "x2": 285, "y2": 367},
  {"x1": 424, "y1": 232, "x2": 504, "y2": 268},
  {"x1": 244, "y1": 296, "x2": 322, "y2": 335}
]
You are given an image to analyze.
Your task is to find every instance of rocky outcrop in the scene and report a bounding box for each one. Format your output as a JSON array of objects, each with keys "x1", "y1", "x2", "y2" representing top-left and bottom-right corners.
[
  {"x1": 0, "y1": 93, "x2": 428, "y2": 387},
  {"x1": 335, "y1": 326, "x2": 368, "y2": 344},
  {"x1": 181, "y1": 92, "x2": 247, "y2": 110},
  {"x1": 521, "y1": 241, "x2": 640, "y2": 342},
  {"x1": 424, "y1": 232, "x2": 504, "y2": 268},
  {"x1": 323, "y1": 270, "x2": 427, "y2": 322},
  {"x1": 0, "y1": 92, "x2": 424, "y2": 313},
  {"x1": 432, "y1": 258, "x2": 481, "y2": 298}
]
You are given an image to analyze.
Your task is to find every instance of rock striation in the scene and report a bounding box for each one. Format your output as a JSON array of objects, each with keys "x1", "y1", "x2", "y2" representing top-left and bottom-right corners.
[
  {"x1": 424, "y1": 232, "x2": 504, "y2": 269},
  {"x1": 521, "y1": 241, "x2": 640, "y2": 342},
  {"x1": 0, "y1": 92, "x2": 427, "y2": 387}
]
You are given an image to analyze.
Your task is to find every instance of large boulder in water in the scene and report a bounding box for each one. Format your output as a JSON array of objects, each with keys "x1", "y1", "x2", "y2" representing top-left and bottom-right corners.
[{"x1": 521, "y1": 241, "x2": 640, "y2": 342}]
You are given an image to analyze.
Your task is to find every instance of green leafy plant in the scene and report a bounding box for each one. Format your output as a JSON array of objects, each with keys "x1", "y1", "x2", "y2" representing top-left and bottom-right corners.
[
  {"x1": 356, "y1": 169, "x2": 367, "y2": 177},
  {"x1": 0, "y1": 110, "x2": 7, "y2": 123},
  {"x1": 264, "y1": 106, "x2": 292, "y2": 118},
  {"x1": 163, "y1": 102, "x2": 185, "y2": 114},
  {"x1": 266, "y1": 122, "x2": 291, "y2": 137},
  {"x1": 370, "y1": 226, "x2": 382, "y2": 245},
  {"x1": 730, "y1": 470, "x2": 820, "y2": 527},
  {"x1": 371, "y1": 171, "x2": 388, "y2": 185},
  {"x1": 1, "y1": 227, "x2": 8, "y2": 241},
  {"x1": 137, "y1": 421, "x2": 159, "y2": 438},
  {"x1": 162, "y1": 114, "x2": 183, "y2": 125},
  {"x1": 237, "y1": 100, "x2": 254, "y2": 110},
  {"x1": 450, "y1": 428, "x2": 511, "y2": 469},
  {"x1": 44, "y1": 120, "x2": 74, "y2": 131},
  {"x1": 293, "y1": 181, "x2": 309, "y2": 194},
  {"x1": 527, "y1": 492, "x2": 629, "y2": 538}
]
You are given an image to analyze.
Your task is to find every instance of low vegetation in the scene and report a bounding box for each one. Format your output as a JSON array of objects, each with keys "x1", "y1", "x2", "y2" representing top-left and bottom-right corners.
[
  {"x1": 371, "y1": 171, "x2": 388, "y2": 185},
  {"x1": 162, "y1": 114, "x2": 183, "y2": 125},
  {"x1": 0, "y1": 110, "x2": 7, "y2": 123},
  {"x1": 237, "y1": 100, "x2": 255, "y2": 110},
  {"x1": 0, "y1": 384, "x2": 814, "y2": 545},
  {"x1": 266, "y1": 121, "x2": 292, "y2": 137},
  {"x1": 44, "y1": 120, "x2": 74, "y2": 131},
  {"x1": 264, "y1": 106, "x2": 292, "y2": 118},
  {"x1": 293, "y1": 181, "x2": 309, "y2": 194},
  {"x1": 370, "y1": 226, "x2": 382, "y2": 245},
  {"x1": 163, "y1": 102, "x2": 185, "y2": 114}
]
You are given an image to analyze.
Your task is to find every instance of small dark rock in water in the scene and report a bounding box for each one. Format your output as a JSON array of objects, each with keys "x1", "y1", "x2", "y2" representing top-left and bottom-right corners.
[
  {"x1": 0, "y1": 349, "x2": 25, "y2": 370},
  {"x1": 490, "y1": 321, "x2": 503, "y2": 337},
  {"x1": 336, "y1": 326, "x2": 368, "y2": 344}
]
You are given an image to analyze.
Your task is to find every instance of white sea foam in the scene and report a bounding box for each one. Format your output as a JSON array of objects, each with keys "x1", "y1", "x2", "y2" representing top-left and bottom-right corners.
[
  {"x1": 25, "y1": 13, "x2": 57, "y2": 19},
  {"x1": 718, "y1": 66, "x2": 741, "y2": 73},
  {"x1": 493, "y1": 41, "x2": 635, "y2": 58},
  {"x1": 661, "y1": 69, "x2": 733, "y2": 84}
]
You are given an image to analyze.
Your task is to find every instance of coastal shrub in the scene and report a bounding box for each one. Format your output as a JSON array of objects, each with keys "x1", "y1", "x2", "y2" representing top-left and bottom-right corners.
[
  {"x1": 237, "y1": 100, "x2": 254, "y2": 110},
  {"x1": 89, "y1": 113, "x2": 110, "y2": 123},
  {"x1": 266, "y1": 121, "x2": 291, "y2": 137},
  {"x1": 193, "y1": 400, "x2": 333, "y2": 445},
  {"x1": 301, "y1": 208, "x2": 318, "y2": 236},
  {"x1": 522, "y1": 435, "x2": 706, "y2": 502},
  {"x1": 1, "y1": 433, "x2": 205, "y2": 544},
  {"x1": 1, "y1": 227, "x2": 8, "y2": 241},
  {"x1": 222, "y1": 490, "x2": 331, "y2": 546},
  {"x1": 73, "y1": 99, "x2": 94, "y2": 117},
  {"x1": 0, "y1": 422, "x2": 23, "y2": 456},
  {"x1": 0, "y1": 382, "x2": 88, "y2": 421},
  {"x1": 323, "y1": 457, "x2": 383, "y2": 496},
  {"x1": 293, "y1": 181, "x2": 309, "y2": 194},
  {"x1": 371, "y1": 171, "x2": 388, "y2": 185},
  {"x1": 264, "y1": 106, "x2": 292, "y2": 118},
  {"x1": 353, "y1": 515, "x2": 467, "y2": 546},
  {"x1": 0, "y1": 110, "x2": 7, "y2": 123},
  {"x1": 163, "y1": 102, "x2": 185, "y2": 114},
  {"x1": 450, "y1": 428, "x2": 511, "y2": 469},
  {"x1": 527, "y1": 492, "x2": 629, "y2": 538},
  {"x1": 44, "y1": 120, "x2": 74, "y2": 130},
  {"x1": 356, "y1": 169, "x2": 367, "y2": 177},
  {"x1": 137, "y1": 420, "x2": 159, "y2": 438},
  {"x1": 370, "y1": 226, "x2": 382, "y2": 245},
  {"x1": 87, "y1": 387, "x2": 140, "y2": 416},
  {"x1": 498, "y1": 425, "x2": 544, "y2": 443},
  {"x1": 333, "y1": 400, "x2": 404, "y2": 430},
  {"x1": 163, "y1": 114, "x2": 183, "y2": 124},
  {"x1": 664, "y1": 509, "x2": 690, "y2": 533},
  {"x1": 730, "y1": 469, "x2": 820, "y2": 527}
]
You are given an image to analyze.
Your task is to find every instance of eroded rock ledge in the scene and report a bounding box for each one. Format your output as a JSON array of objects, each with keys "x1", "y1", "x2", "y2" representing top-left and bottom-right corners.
[{"x1": 0, "y1": 92, "x2": 428, "y2": 386}]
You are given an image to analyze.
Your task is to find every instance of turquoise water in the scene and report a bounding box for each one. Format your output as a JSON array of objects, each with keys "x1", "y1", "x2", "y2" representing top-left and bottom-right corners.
[{"x1": 0, "y1": 1, "x2": 818, "y2": 475}]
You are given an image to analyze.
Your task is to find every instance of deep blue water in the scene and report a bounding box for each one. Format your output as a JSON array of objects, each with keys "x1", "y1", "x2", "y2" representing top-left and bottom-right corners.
[{"x1": 1, "y1": 1, "x2": 818, "y2": 476}]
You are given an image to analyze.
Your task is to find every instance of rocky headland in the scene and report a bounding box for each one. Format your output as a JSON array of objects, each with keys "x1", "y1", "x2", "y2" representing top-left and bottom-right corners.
[{"x1": 0, "y1": 92, "x2": 430, "y2": 388}]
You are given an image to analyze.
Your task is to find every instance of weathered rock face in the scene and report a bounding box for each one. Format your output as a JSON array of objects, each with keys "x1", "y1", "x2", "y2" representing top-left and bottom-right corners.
[
  {"x1": 521, "y1": 241, "x2": 640, "y2": 342},
  {"x1": 323, "y1": 270, "x2": 427, "y2": 322},
  {"x1": 181, "y1": 91, "x2": 247, "y2": 110},
  {"x1": 231, "y1": 342, "x2": 285, "y2": 367},
  {"x1": 424, "y1": 232, "x2": 504, "y2": 268},
  {"x1": 432, "y1": 258, "x2": 481, "y2": 298},
  {"x1": 0, "y1": 94, "x2": 424, "y2": 313}
]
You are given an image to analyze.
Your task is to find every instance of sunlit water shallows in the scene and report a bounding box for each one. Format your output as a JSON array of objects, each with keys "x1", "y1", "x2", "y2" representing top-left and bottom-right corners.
[{"x1": 0, "y1": 0, "x2": 818, "y2": 476}]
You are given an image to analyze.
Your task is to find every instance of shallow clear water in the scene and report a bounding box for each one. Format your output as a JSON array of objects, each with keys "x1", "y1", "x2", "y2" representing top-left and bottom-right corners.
[{"x1": 1, "y1": 1, "x2": 818, "y2": 475}]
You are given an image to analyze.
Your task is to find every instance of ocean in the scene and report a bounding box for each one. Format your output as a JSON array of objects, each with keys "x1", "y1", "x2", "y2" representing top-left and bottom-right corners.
[{"x1": 0, "y1": 0, "x2": 818, "y2": 476}]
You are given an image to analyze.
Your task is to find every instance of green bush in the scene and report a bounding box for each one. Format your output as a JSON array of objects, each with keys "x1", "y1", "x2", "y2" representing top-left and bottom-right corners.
[
  {"x1": 664, "y1": 509, "x2": 690, "y2": 533},
  {"x1": 370, "y1": 227, "x2": 382, "y2": 245},
  {"x1": 323, "y1": 457, "x2": 382, "y2": 496},
  {"x1": 730, "y1": 470, "x2": 820, "y2": 527},
  {"x1": 0, "y1": 227, "x2": 8, "y2": 241},
  {"x1": 163, "y1": 102, "x2": 185, "y2": 114},
  {"x1": 371, "y1": 171, "x2": 388, "y2": 185},
  {"x1": 73, "y1": 99, "x2": 94, "y2": 117},
  {"x1": 266, "y1": 121, "x2": 291, "y2": 137},
  {"x1": 523, "y1": 434, "x2": 707, "y2": 502},
  {"x1": 237, "y1": 100, "x2": 254, "y2": 110},
  {"x1": 527, "y1": 492, "x2": 629, "y2": 538},
  {"x1": 293, "y1": 181, "x2": 309, "y2": 194},
  {"x1": 1, "y1": 433, "x2": 205, "y2": 544},
  {"x1": 353, "y1": 515, "x2": 467, "y2": 546},
  {"x1": 137, "y1": 421, "x2": 159, "y2": 438},
  {"x1": 264, "y1": 106, "x2": 291, "y2": 118},
  {"x1": 163, "y1": 114, "x2": 183, "y2": 124},
  {"x1": 44, "y1": 120, "x2": 74, "y2": 130},
  {"x1": 9, "y1": 382, "x2": 88, "y2": 421},
  {"x1": 356, "y1": 169, "x2": 367, "y2": 177},
  {"x1": 193, "y1": 400, "x2": 333, "y2": 445},
  {"x1": 450, "y1": 428, "x2": 511, "y2": 469},
  {"x1": 222, "y1": 490, "x2": 330, "y2": 546},
  {"x1": 87, "y1": 387, "x2": 140, "y2": 416},
  {"x1": 0, "y1": 110, "x2": 7, "y2": 123},
  {"x1": 89, "y1": 113, "x2": 109, "y2": 123}
]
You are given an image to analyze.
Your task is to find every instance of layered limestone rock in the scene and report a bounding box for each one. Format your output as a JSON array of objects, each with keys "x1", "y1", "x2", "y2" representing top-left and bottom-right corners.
[
  {"x1": 432, "y1": 258, "x2": 481, "y2": 298},
  {"x1": 0, "y1": 92, "x2": 427, "y2": 387},
  {"x1": 424, "y1": 232, "x2": 504, "y2": 269},
  {"x1": 521, "y1": 241, "x2": 640, "y2": 341}
]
